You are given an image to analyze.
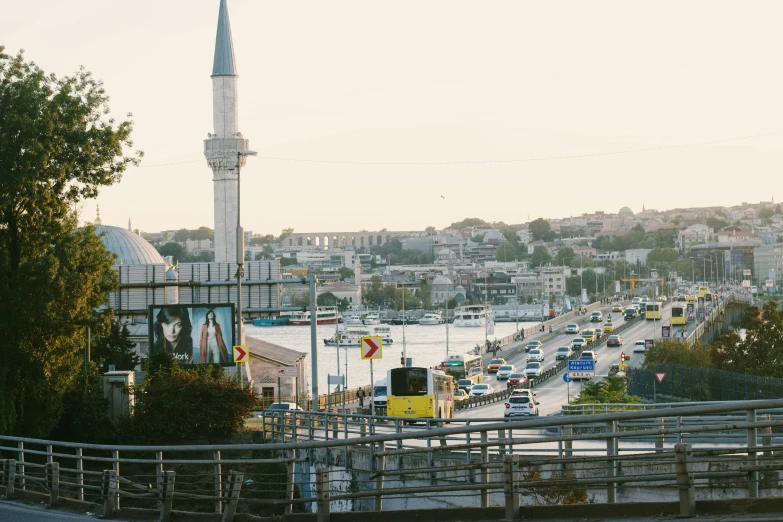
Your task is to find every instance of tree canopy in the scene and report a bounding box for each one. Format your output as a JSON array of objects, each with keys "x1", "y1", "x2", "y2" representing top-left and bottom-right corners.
[
  {"x1": 496, "y1": 242, "x2": 518, "y2": 262},
  {"x1": 0, "y1": 48, "x2": 140, "y2": 436},
  {"x1": 529, "y1": 218, "x2": 552, "y2": 241}
]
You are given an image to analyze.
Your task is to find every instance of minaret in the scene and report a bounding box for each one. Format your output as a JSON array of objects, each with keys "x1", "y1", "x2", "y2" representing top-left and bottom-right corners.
[
  {"x1": 204, "y1": 0, "x2": 249, "y2": 263},
  {"x1": 94, "y1": 205, "x2": 102, "y2": 226}
]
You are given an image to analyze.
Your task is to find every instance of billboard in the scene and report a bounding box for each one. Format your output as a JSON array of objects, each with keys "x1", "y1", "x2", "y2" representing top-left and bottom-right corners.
[{"x1": 148, "y1": 303, "x2": 236, "y2": 366}]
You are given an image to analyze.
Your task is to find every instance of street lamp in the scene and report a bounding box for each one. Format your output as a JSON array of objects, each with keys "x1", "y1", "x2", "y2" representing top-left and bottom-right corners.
[{"x1": 229, "y1": 149, "x2": 257, "y2": 381}]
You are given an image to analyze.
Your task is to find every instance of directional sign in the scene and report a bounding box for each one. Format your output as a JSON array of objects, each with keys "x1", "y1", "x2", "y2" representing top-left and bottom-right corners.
[
  {"x1": 360, "y1": 336, "x2": 383, "y2": 360},
  {"x1": 655, "y1": 372, "x2": 666, "y2": 384},
  {"x1": 568, "y1": 359, "x2": 595, "y2": 372},
  {"x1": 563, "y1": 372, "x2": 573, "y2": 383},
  {"x1": 277, "y1": 366, "x2": 298, "y2": 377},
  {"x1": 743, "y1": 269, "x2": 752, "y2": 276},
  {"x1": 233, "y1": 344, "x2": 248, "y2": 363},
  {"x1": 570, "y1": 371, "x2": 594, "y2": 379}
]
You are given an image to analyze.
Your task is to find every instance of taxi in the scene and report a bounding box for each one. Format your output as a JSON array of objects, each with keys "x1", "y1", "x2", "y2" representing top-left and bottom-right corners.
[
  {"x1": 612, "y1": 304, "x2": 623, "y2": 313},
  {"x1": 602, "y1": 322, "x2": 615, "y2": 334},
  {"x1": 685, "y1": 295, "x2": 697, "y2": 302},
  {"x1": 454, "y1": 389, "x2": 469, "y2": 402},
  {"x1": 581, "y1": 329, "x2": 596, "y2": 343},
  {"x1": 487, "y1": 358, "x2": 507, "y2": 373}
]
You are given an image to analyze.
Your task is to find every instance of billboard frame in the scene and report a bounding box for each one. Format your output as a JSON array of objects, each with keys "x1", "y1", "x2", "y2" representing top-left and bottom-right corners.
[{"x1": 148, "y1": 303, "x2": 236, "y2": 367}]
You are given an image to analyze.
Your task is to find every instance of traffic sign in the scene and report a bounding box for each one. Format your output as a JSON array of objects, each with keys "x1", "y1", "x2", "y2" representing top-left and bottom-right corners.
[
  {"x1": 743, "y1": 269, "x2": 752, "y2": 276},
  {"x1": 568, "y1": 359, "x2": 595, "y2": 372},
  {"x1": 655, "y1": 372, "x2": 666, "y2": 384},
  {"x1": 232, "y1": 344, "x2": 248, "y2": 363},
  {"x1": 360, "y1": 336, "x2": 383, "y2": 360},
  {"x1": 277, "y1": 366, "x2": 298, "y2": 377},
  {"x1": 327, "y1": 375, "x2": 345, "y2": 385},
  {"x1": 570, "y1": 371, "x2": 594, "y2": 379},
  {"x1": 563, "y1": 372, "x2": 573, "y2": 383}
]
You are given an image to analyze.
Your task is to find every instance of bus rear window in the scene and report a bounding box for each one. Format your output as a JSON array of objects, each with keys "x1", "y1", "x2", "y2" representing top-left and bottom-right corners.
[{"x1": 390, "y1": 368, "x2": 428, "y2": 396}]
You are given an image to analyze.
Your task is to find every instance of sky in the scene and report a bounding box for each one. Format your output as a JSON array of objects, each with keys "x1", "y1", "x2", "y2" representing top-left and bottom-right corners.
[{"x1": 3, "y1": 1, "x2": 782, "y2": 236}]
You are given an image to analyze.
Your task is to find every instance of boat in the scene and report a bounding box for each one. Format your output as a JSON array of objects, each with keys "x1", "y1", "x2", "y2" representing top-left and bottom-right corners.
[
  {"x1": 362, "y1": 313, "x2": 381, "y2": 325},
  {"x1": 453, "y1": 305, "x2": 493, "y2": 327},
  {"x1": 390, "y1": 315, "x2": 419, "y2": 325},
  {"x1": 284, "y1": 306, "x2": 340, "y2": 325},
  {"x1": 323, "y1": 325, "x2": 394, "y2": 346},
  {"x1": 252, "y1": 316, "x2": 290, "y2": 326},
  {"x1": 419, "y1": 312, "x2": 444, "y2": 325},
  {"x1": 342, "y1": 315, "x2": 364, "y2": 326}
]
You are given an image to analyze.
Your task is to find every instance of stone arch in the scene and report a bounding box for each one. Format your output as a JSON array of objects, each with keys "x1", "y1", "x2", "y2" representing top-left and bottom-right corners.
[
  {"x1": 376, "y1": 235, "x2": 382, "y2": 245},
  {"x1": 315, "y1": 236, "x2": 320, "y2": 247},
  {"x1": 368, "y1": 235, "x2": 373, "y2": 246},
  {"x1": 342, "y1": 235, "x2": 347, "y2": 247},
  {"x1": 297, "y1": 237, "x2": 303, "y2": 246},
  {"x1": 307, "y1": 236, "x2": 312, "y2": 246},
  {"x1": 333, "y1": 236, "x2": 338, "y2": 248},
  {"x1": 324, "y1": 236, "x2": 330, "y2": 249},
  {"x1": 289, "y1": 238, "x2": 293, "y2": 246},
  {"x1": 386, "y1": 235, "x2": 391, "y2": 244},
  {"x1": 360, "y1": 237, "x2": 365, "y2": 247},
  {"x1": 351, "y1": 236, "x2": 356, "y2": 247}
]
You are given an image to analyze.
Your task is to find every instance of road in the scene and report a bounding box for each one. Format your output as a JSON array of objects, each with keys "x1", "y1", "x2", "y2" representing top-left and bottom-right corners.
[
  {"x1": 456, "y1": 302, "x2": 673, "y2": 419},
  {"x1": 0, "y1": 501, "x2": 116, "y2": 522}
]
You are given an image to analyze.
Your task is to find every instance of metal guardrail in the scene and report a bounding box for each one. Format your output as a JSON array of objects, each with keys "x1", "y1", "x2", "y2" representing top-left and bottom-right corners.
[
  {"x1": 683, "y1": 294, "x2": 751, "y2": 347},
  {"x1": 2, "y1": 399, "x2": 783, "y2": 519}
]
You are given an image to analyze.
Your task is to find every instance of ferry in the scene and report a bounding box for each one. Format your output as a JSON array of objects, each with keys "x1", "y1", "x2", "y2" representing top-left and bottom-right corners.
[
  {"x1": 419, "y1": 312, "x2": 444, "y2": 325},
  {"x1": 453, "y1": 305, "x2": 492, "y2": 327},
  {"x1": 284, "y1": 306, "x2": 340, "y2": 325},
  {"x1": 252, "y1": 316, "x2": 290, "y2": 326},
  {"x1": 323, "y1": 325, "x2": 394, "y2": 346}
]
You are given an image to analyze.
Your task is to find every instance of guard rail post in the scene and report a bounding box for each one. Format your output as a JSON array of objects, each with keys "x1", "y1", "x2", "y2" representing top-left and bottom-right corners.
[
  {"x1": 75, "y1": 448, "x2": 84, "y2": 501},
  {"x1": 374, "y1": 441, "x2": 385, "y2": 511},
  {"x1": 286, "y1": 449, "x2": 296, "y2": 514},
  {"x1": 674, "y1": 443, "x2": 695, "y2": 516},
  {"x1": 16, "y1": 441, "x2": 24, "y2": 491},
  {"x1": 221, "y1": 470, "x2": 244, "y2": 522},
  {"x1": 112, "y1": 449, "x2": 120, "y2": 510},
  {"x1": 606, "y1": 420, "x2": 618, "y2": 503},
  {"x1": 503, "y1": 454, "x2": 519, "y2": 521},
  {"x1": 655, "y1": 417, "x2": 664, "y2": 452},
  {"x1": 316, "y1": 467, "x2": 330, "y2": 522},
  {"x1": 155, "y1": 451, "x2": 164, "y2": 509},
  {"x1": 480, "y1": 431, "x2": 489, "y2": 508},
  {"x1": 761, "y1": 424, "x2": 779, "y2": 487},
  {"x1": 360, "y1": 417, "x2": 367, "y2": 442},
  {"x1": 4, "y1": 459, "x2": 15, "y2": 499},
  {"x1": 46, "y1": 462, "x2": 59, "y2": 506},
  {"x1": 102, "y1": 469, "x2": 117, "y2": 519},
  {"x1": 426, "y1": 421, "x2": 435, "y2": 485},
  {"x1": 498, "y1": 429, "x2": 506, "y2": 455},
  {"x1": 213, "y1": 450, "x2": 223, "y2": 514},
  {"x1": 747, "y1": 408, "x2": 759, "y2": 497},
  {"x1": 160, "y1": 470, "x2": 176, "y2": 522}
]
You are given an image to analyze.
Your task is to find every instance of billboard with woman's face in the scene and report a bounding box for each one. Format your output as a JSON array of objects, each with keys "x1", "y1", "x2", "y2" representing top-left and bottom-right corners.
[{"x1": 148, "y1": 304, "x2": 236, "y2": 366}]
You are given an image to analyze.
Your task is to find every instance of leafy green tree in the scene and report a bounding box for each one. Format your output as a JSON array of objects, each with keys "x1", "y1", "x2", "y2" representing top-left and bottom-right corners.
[
  {"x1": 52, "y1": 366, "x2": 117, "y2": 444},
  {"x1": 280, "y1": 257, "x2": 297, "y2": 267},
  {"x1": 643, "y1": 339, "x2": 712, "y2": 370},
  {"x1": 0, "y1": 48, "x2": 138, "y2": 436},
  {"x1": 450, "y1": 218, "x2": 487, "y2": 229},
  {"x1": 531, "y1": 245, "x2": 551, "y2": 267},
  {"x1": 496, "y1": 242, "x2": 518, "y2": 262},
  {"x1": 364, "y1": 275, "x2": 386, "y2": 306},
  {"x1": 173, "y1": 228, "x2": 190, "y2": 242},
  {"x1": 191, "y1": 226, "x2": 214, "y2": 241},
  {"x1": 418, "y1": 283, "x2": 432, "y2": 309},
  {"x1": 392, "y1": 288, "x2": 421, "y2": 310},
  {"x1": 277, "y1": 228, "x2": 294, "y2": 242},
  {"x1": 759, "y1": 208, "x2": 774, "y2": 221},
  {"x1": 425, "y1": 226, "x2": 436, "y2": 232},
  {"x1": 572, "y1": 376, "x2": 641, "y2": 405},
  {"x1": 706, "y1": 217, "x2": 729, "y2": 231},
  {"x1": 92, "y1": 320, "x2": 139, "y2": 372},
  {"x1": 569, "y1": 255, "x2": 594, "y2": 269},
  {"x1": 337, "y1": 267, "x2": 354, "y2": 281},
  {"x1": 525, "y1": 296, "x2": 533, "y2": 304},
  {"x1": 470, "y1": 234, "x2": 485, "y2": 243},
  {"x1": 317, "y1": 292, "x2": 339, "y2": 307},
  {"x1": 159, "y1": 242, "x2": 186, "y2": 262},
  {"x1": 554, "y1": 247, "x2": 575, "y2": 266},
  {"x1": 647, "y1": 248, "x2": 679, "y2": 264},
  {"x1": 529, "y1": 218, "x2": 552, "y2": 241}
]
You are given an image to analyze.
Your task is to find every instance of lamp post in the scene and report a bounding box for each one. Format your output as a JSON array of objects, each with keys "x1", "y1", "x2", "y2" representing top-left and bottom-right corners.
[{"x1": 230, "y1": 149, "x2": 256, "y2": 386}]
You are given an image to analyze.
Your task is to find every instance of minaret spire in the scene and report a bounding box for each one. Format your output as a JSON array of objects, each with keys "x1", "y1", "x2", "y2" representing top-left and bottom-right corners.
[
  {"x1": 212, "y1": 0, "x2": 237, "y2": 77},
  {"x1": 94, "y1": 204, "x2": 102, "y2": 226}
]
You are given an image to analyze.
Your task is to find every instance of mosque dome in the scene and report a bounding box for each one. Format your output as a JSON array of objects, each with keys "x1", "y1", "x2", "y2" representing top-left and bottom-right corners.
[
  {"x1": 432, "y1": 275, "x2": 453, "y2": 286},
  {"x1": 618, "y1": 206, "x2": 633, "y2": 217},
  {"x1": 96, "y1": 225, "x2": 165, "y2": 265}
]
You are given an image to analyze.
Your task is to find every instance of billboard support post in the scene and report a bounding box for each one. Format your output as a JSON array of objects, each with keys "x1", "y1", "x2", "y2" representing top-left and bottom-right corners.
[{"x1": 309, "y1": 272, "x2": 318, "y2": 408}]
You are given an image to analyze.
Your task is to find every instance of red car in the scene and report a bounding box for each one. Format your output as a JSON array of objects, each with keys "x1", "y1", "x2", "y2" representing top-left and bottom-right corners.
[
  {"x1": 506, "y1": 373, "x2": 528, "y2": 389},
  {"x1": 606, "y1": 335, "x2": 623, "y2": 347}
]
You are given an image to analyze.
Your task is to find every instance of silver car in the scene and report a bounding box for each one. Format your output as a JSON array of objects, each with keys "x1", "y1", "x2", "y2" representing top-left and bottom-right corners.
[{"x1": 526, "y1": 349, "x2": 544, "y2": 363}]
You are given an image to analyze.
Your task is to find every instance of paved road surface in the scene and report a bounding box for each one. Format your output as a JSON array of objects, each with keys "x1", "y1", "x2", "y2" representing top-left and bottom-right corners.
[{"x1": 0, "y1": 501, "x2": 118, "y2": 522}]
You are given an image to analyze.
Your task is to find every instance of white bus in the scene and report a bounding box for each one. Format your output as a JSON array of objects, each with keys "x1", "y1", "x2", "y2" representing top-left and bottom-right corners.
[{"x1": 441, "y1": 353, "x2": 483, "y2": 380}]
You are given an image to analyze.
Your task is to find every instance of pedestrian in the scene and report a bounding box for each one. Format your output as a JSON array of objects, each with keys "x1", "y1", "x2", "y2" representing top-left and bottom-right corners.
[
  {"x1": 356, "y1": 388, "x2": 366, "y2": 409},
  {"x1": 520, "y1": 330, "x2": 525, "y2": 340},
  {"x1": 548, "y1": 325, "x2": 552, "y2": 333}
]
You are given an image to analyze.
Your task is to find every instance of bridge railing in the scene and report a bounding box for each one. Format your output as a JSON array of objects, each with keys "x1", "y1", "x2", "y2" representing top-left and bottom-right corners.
[{"x1": 2, "y1": 399, "x2": 783, "y2": 520}]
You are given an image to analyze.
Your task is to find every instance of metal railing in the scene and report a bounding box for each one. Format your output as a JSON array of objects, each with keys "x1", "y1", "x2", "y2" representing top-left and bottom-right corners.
[
  {"x1": 684, "y1": 294, "x2": 751, "y2": 347},
  {"x1": 2, "y1": 399, "x2": 783, "y2": 520}
]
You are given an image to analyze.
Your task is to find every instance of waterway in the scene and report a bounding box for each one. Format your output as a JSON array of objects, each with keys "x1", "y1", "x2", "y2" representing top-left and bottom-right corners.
[{"x1": 245, "y1": 320, "x2": 541, "y2": 391}]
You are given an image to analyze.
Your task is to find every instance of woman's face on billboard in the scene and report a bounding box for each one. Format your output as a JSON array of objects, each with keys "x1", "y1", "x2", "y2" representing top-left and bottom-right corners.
[{"x1": 162, "y1": 317, "x2": 183, "y2": 343}]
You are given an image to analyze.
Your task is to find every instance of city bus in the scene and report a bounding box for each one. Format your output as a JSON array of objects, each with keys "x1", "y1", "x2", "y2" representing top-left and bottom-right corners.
[
  {"x1": 697, "y1": 286, "x2": 710, "y2": 298},
  {"x1": 645, "y1": 302, "x2": 662, "y2": 320},
  {"x1": 670, "y1": 304, "x2": 687, "y2": 326},
  {"x1": 441, "y1": 353, "x2": 483, "y2": 381},
  {"x1": 387, "y1": 367, "x2": 455, "y2": 419}
]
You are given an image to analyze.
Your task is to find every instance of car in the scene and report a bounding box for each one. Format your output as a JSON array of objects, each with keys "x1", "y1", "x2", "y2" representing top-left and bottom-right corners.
[
  {"x1": 526, "y1": 349, "x2": 544, "y2": 363},
  {"x1": 633, "y1": 340, "x2": 647, "y2": 353},
  {"x1": 608, "y1": 364, "x2": 626, "y2": 378},
  {"x1": 624, "y1": 307, "x2": 637, "y2": 320},
  {"x1": 487, "y1": 358, "x2": 506, "y2": 373},
  {"x1": 555, "y1": 346, "x2": 573, "y2": 360},
  {"x1": 469, "y1": 383, "x2": 493, "y2": 397},
  {"x1": 660, "y1": 295, "x2": 668, "y2": 302},
  {"x1": 686, "y1": 295, "x2": 696, "y2": 302},
  {"x1": 454, "y1": 389, "x2": 469, "y2": 402},
  {"x1": 632, "y1": 297, "x2": 641, "y2": 305},
  {"x1": 612, "y1": 305, "x2": 623, "y2": 313},
  {"x1": 504, "y1": 395, "x2": 539, "y2": 418},
  {"x1": 571, "y1": 337, "x2": 586, "y2": 350},
  {"x1": 580, "y1": 350, "x2": 597, "y2": 363},
  {"x1": 564, "y1": 323, "x2": 580, "y2": 334},
  {"x1": 496, "y1": 364, "x2": 516, "y2": 380},
  {"x1": 602, "y1": 322, "x2": 615, "y2": 334},
  {"x1": 590, "y1": 311, "x2": 603, "y2": 322},
  {"x1": 523, "y1": 362, "x2": 543, "y2": 378},
  {"x1": 606, "y1": 335, "x2": 623, "y2": 347},
  {"x1": 581, "y1": 329, "x2": 596, "y2": 343},
  {"x1": 506, "y1": 373, "x2": 528, "y2": 388},
  {"x1": 525, "y1": 340, "x2": 543, "y2": 352},
  {"x1": 456, "y1": 378, "x2": 474, "y2": 393},
  {"x1": 258, "y1": 402, "x2": 303, "y2": 418},
  {"x1": 510, "y1": 388, "x2": 536, "y2": 399}
]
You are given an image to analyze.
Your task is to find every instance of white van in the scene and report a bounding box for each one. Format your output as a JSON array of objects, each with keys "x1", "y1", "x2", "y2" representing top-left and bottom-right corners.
[{"x1": 373, "y1": 379, "x2": 388, "y2": 413}]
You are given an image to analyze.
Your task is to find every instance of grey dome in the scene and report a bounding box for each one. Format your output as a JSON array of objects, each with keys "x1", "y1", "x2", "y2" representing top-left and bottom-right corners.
[
  {"x1": 96, "y1": 225, "x2": 164, "y2": 265},
  {"x1": 432, "y1": 275, "x2": 453, "y2": 285},
  {"x1": 619, "y1": 206, "x2": 633, "y2": 215}
]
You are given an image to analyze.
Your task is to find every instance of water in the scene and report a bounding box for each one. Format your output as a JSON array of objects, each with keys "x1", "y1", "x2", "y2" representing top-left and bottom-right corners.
[{"x1": 245, "y1": 320, "x2": 540, "y2": 392}]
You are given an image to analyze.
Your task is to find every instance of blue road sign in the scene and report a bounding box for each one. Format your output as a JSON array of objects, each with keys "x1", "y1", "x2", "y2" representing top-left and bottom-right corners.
[
  {"x1": 563, "y1": 372, "x2": 573, "y2": 383},
  {"x1": 568, "y1": 359, "x2": 595, "y2": 372}
]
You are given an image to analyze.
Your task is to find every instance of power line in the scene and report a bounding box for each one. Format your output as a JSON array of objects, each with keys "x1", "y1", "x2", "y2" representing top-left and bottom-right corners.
[{"x1": 139, "y1": 130, "x2": 783, "y2": 168}]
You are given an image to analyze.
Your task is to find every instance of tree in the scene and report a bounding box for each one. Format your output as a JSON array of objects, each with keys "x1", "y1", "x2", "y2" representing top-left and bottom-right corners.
[
  {"x1": 572, "y1": 376, "x2": 641, "y2": 405},
  {"x1": 759, "y1": 208, "x2": 774, "y2": 221},
  {"x1": 706, "y1": 217, "x2": 729, "y2": 231},
  {"x1": 531, "y1": 245, "x2": 551, "y2": 268},
  {"x1": 529, "y1": 218, "x2": 552, "y2": 241},
  {"x1": 496, "y1": 242, "x2": 518, "y2": 262},
  {"x1": 317, "y1": 292, "x2": 339, "y2": 307},
  {"x1": 425, "y1": 226, "x2": 436, "y2": 233},
  {"x1": 280, "y1": 257, "x2": 297, "y2": 267},
  {"x1": 158, "y1": 242, "x2": 186, "y2": 262},
  {"x1": 337, "y1": 267, "x2": 354, "y2": 281},
  {"x1": 92, "y1": 320, "x2": 139, "y2": 372},
  {"x1": 0, "y1": 48, "x2": 138, "y2": 437},
  {"x1": 277, "y1": 228, "x2": 294, "y2": 242},
  {"x1": 191, "y1": 226, "x2": 213, "y2": 241},
  {"x1": 554, "y1": 247, "x2": 575, "y2": 266},
  {"x1": 173, "y1": 228, "x2": 190, "y2": 242},
  {"x1": 392, "y1": 288, "x2": 421, "y2": 311},
  {"x1": 418, "y1": 284, "x2": 432, "y2": 309},
  {"x1": 450, "y1": 218, "x2": 487, "y2": 229}
]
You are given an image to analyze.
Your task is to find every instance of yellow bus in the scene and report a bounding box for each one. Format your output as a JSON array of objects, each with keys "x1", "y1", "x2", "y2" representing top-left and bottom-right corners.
[
  {"x1": 670, "y1": 304, "x2": 687, "y2": 326},
  {"x1": 697, "y1": 286, "x2": 710, "y2": 298},
  {"x1": 387, "y1": 367, "x2": 455, "y2": 419},
  {"x1": 645, "y1": 302, "x2": 662, "y2": 320}
]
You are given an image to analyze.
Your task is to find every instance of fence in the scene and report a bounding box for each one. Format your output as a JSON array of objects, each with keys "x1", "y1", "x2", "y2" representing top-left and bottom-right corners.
[
  {"x1": 628, "y1": 364, "x2": 783, "y2": 402},
  {"x1": 6, "y1": 400, "x2": 780, "y2": 519},
  {"x1": 683, "y1": 294, "x2": 752, "y2": 347}
]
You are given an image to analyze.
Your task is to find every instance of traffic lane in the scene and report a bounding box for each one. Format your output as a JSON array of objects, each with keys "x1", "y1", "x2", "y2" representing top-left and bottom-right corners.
[{"x1": 0, "y1": 501, "x2": 115, "y2": 522}]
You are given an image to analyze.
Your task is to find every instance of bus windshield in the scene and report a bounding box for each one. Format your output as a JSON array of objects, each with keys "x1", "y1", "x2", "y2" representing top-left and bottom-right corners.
[{"x1": 390, "y1": 367, "x2": 428, "y2": 396}]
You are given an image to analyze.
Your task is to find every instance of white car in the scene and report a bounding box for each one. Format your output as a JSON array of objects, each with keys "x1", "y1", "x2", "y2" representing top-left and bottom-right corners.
[
  {"x1": 496, "y1": 365, "x2": 516, "y2": 380},
  {"x1": 526, "y1": 349, "x2": 544, "y2": 363},
  {"x1": 555, "y1": 346, "x2": 573, "y2": 360},
  {"x1": 523, "y1": 362, "x2": 543, "y2": 378},
  {"x1": 571, "y1": 337, "x2": 586, "y2": 350},
  {"x1": 504, "y1": 395, "x2": 539, "y2": 418},
  {"x1": 564, "y1": 323, "x2": 580, "y2": 334},
  {"x1": 510, "y1": 388, "x2": 536, "y2": 399},
  {"x1": 469, "y1": 383, "x2": 494, "y2": 397},
  {"x1": 633, "y1": 340, "x2": 647, "y2": 353}
]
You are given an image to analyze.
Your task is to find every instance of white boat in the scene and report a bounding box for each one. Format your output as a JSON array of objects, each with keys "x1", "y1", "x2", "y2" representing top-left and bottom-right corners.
[
  {"x1": 362, "y1": 313, "x2": 381, "y2": 325},
  {"x1": 453, "y1": 305, "x2": 492, "y2": 327},
  {"x1": 283, "y1": 306, "x2": 339, "y2": 325},
  {"x1": 342, "y1": 315, "x2": 363, "y2": 326},
  {"x1": 323, "y1": 325, "x2": 394, "y2": 346},
  {"x1": 419, "y1": 312, "x2": 444, "y2": 325}
]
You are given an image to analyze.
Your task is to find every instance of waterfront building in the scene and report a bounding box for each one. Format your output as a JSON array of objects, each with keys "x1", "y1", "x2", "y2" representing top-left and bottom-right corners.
[{"x1": 753, "y1": 243, "x2": 783, "y2": 292}]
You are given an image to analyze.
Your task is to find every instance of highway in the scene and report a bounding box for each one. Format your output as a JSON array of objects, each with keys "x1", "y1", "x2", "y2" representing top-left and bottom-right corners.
[{"x1": 456, "y1": 302, "x2": 673, "y2": 419}]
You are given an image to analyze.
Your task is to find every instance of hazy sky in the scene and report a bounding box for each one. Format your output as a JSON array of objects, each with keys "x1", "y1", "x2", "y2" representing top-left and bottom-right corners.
[{"x1": 3, "y1": 1, "x2": 782, "y2": 235}]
